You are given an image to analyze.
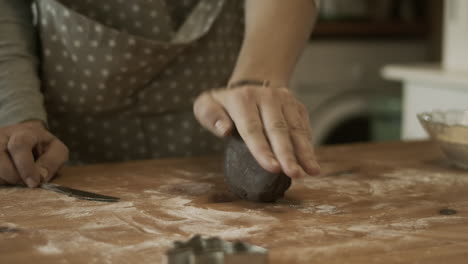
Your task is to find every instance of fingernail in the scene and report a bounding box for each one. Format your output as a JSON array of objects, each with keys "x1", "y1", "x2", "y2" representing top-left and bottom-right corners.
[
  {"x1": 25, "y1": 177, "x2": 37, "y2": 188},
  {"x1": 215, "y1": 120, "x2": 227, "y2": 135},
  {"x1": 39, "y1": 167, "x2": 49, "y2": 180},
  {"x1": 312, "y1": 161, "x2": 321, "y2": 173},
  {"x1": 313, "y1": 160, "x2": 321, "y2": 170}
]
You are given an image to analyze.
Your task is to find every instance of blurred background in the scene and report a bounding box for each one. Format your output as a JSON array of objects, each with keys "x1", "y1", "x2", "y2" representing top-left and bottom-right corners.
[{"x1": 291, "y1": 0, "x2": 444, "y2": 146}]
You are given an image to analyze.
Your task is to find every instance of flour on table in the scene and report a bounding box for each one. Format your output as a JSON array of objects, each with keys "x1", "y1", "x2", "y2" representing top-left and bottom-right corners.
[{"x1": 36, "y1": 241, "x2": 63, "y2": 255}]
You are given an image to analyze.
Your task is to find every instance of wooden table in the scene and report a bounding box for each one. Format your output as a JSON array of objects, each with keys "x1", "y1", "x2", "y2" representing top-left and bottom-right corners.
[{"x1": 1, "y1": 141, "x2": 468, "y2": 263}]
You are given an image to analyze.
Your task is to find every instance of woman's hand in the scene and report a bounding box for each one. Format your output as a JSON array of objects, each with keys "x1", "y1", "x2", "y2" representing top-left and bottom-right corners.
[
  {"x1": 194, "y1": 85, "x2": 320, "y2": 179},
  {"x1": 0, "y1": 121, "x2": 69, "y2": 187}
]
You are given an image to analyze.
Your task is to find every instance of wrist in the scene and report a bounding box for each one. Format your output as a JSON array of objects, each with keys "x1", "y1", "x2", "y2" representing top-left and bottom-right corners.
[
  {"x1": 229, "y1": 62, "x2": 290, "y2": 88},
  {"x1": 228, "y1": 78, "x2": 288, "y2": 89},
  {"x1": 21, "y1": 119, "x2": 47, "y2": 130}
]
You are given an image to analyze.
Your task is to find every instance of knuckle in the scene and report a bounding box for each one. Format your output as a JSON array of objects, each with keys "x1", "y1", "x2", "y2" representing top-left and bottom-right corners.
[
  {"x1": 7, "y1": 133, "x2": 31, "y2": 152},
  {"x1": 63, "y1": 144, "x2": 70, "y2": 160},
  {"x1": 239, "y1": 86, "x2": 256, "y2": 99},
  {"x1": 193, "y1": 93, "x2": 207, "y2": 112},
  {"x1": 268, "y1": 120, "x2": 288, "y2": 131},
  {"x1": 243, "y1": 119, "x2": 263, "y2": 135},
  {"x1": 278, "y1": 87, "x2": 291, "y2": 97},
  {"x1": 289, "y1": 119, "x2": 306, "y2": 131},
  {"x1": 263, "y1": 87, "x2": 276, "y2": 97},
  {"x1": 59, "y1": 140, "x2": 70, "y2": 157},
  {"x1": 193, "y1": 102, "x2": 204, "y2": 119},
  {"x1": 280, "y1": 89, "x2": 297, "y2": 104},
  {"x1": 291, "y1": 126, "x2": 309, "y2": 138},
  {"x1": 256, "y1": 144, "x2": 272, "y2": 154},
  {"x1": 195, "y1": 91, "x2": 209, "y2": 102},
  {"x1": 230, "y1": 88, "x2": 256, "y2": 107},
  {"x1": 282, "y1": 157, "x2": 297, "y2": 166},
  {"x1": 261, "y1": 88, "x2": 278, "y2": 103},
  {"x1": 193, "y1": 93, "x2": 203, "y2": 104},
  {"x1": 55, "y1": 139, "x2": 70, "y2": 162},
  {"x1": 193, "y1": 97, "x2": 212, "y2": 120}
]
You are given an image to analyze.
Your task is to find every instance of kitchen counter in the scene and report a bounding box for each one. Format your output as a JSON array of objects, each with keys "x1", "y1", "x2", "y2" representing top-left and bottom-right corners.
[
  {"x1": 1, "y1": 141, "x2": 468, "y2": 263},
  {"x1": 382, "y1": 63, "x2": 468, "y2": 87}
]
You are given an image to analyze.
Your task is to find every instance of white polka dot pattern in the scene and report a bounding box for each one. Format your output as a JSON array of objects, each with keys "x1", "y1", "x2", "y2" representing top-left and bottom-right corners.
[{"x1": 38, "y1": 0, "x2": 243, "y2": 164}]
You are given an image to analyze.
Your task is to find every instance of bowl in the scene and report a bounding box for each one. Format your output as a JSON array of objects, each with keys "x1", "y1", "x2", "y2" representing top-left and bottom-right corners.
[{"x1": 418, "y1": 109, "x2": 468, "y2": 170}]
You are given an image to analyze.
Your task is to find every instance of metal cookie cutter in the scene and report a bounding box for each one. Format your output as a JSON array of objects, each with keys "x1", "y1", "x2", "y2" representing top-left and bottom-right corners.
[{"x1": 166, "y1": 235, "x2": 268, "y2": 264}]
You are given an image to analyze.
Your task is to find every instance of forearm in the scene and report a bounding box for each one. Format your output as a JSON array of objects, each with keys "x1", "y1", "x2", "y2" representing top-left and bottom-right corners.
[
  {"x1": 229, "y1": 0, "x2": 318, "y2": 87},
  {"x1": 0, "y1": 0, "x2": 47, "y2": 126}
]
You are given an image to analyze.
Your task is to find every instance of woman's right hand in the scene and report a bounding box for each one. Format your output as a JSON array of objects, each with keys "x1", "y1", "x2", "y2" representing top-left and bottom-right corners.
[{"x1": 0, "y1": 120, "x2": 69, "y2": 187}]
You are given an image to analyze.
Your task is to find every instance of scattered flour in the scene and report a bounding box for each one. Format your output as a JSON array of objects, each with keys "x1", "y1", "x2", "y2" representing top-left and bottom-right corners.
[
  {"x1": 45, "y1": 201, "x2": 136, "y2": 219},
  {"x1": 30, "y1": 187, "x2": 279, "y2": 260},
  {"x1": 3, "y1": 165, "x2": 466, "y2": 262},
  {"x1": 315, "y1": 205, "x2": 339, "y2": 214},
  {"x1": 390, "y1": 215, "x2": 462, "y2": 229},
  {"x1": 369, "y1": 169, "x2": 468, "y2": 196},
  {"x1": 36, "y1": 241, "x2": 63, "y2": 255},
  {"x1": 150, "y1": 196, "x2": 277, "y2": 239}
]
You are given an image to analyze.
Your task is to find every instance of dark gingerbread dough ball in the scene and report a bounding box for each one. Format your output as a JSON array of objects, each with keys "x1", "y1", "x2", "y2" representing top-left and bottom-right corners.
[{"x1": 224, "y1": 134, "x2": 291, "y2": 202}]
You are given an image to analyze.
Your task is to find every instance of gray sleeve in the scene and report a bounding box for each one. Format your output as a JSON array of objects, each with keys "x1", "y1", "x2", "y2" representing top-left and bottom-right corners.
[{"x1": 0, "y1": 0, "x2": 47, "y2": 127}]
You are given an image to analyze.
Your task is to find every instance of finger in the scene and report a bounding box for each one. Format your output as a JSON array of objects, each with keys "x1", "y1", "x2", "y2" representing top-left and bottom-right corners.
[
  {"x1": 0, "y1": 138, "x2": 21, "y2": 184},
  {"x1": 297, "y1": 101, "x2": 319, "y2": 157},
  {"x1": 297, "y1": 100, "x2": 313, "y2": 142},
  {"x1": 0, "y1": 151, "x2": 22, "y2": 185},
  {"x1": 7, "y1": 129, "x2": 50, "y2": 187},
  {"x1": 213, "y1": 87, "x2": 280, "y2": 173},
  {"x1": 259, "y1": 88, "x2": 306, "y2": 178},
  {"x1": 193, "y1": 91, "x2": 233, "y2": 137},
  {"x1": 36, "y1": 139, "x2": 69, "y2": 182},
  {"x1": 284, "y1": 102, "x2": 320, "y2": 175}
]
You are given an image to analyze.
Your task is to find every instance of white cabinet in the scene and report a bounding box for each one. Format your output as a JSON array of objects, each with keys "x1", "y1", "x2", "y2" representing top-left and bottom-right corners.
[
  {"x1": 443, "y1": 0, "x2": 468, "y2": 72},
  {"x1": 382, "y1": 64, "x2": 468, "y2": 139}
]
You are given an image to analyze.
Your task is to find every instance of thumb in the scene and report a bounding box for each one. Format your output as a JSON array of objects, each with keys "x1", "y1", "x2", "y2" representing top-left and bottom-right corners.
[{"x1": 193, "y1": 91, "x2": 233, "y2": 137}]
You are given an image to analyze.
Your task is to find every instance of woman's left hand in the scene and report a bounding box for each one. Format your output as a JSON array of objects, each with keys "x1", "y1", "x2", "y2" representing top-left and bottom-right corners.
[{"x1": 193, "y1": 85, "x2": 320, "y2": 179}]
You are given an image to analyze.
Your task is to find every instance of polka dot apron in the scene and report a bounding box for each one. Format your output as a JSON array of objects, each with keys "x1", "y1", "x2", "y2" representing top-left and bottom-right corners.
[{"x1": 34, "y1": 0, "x2": 244, "y2": 164}]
